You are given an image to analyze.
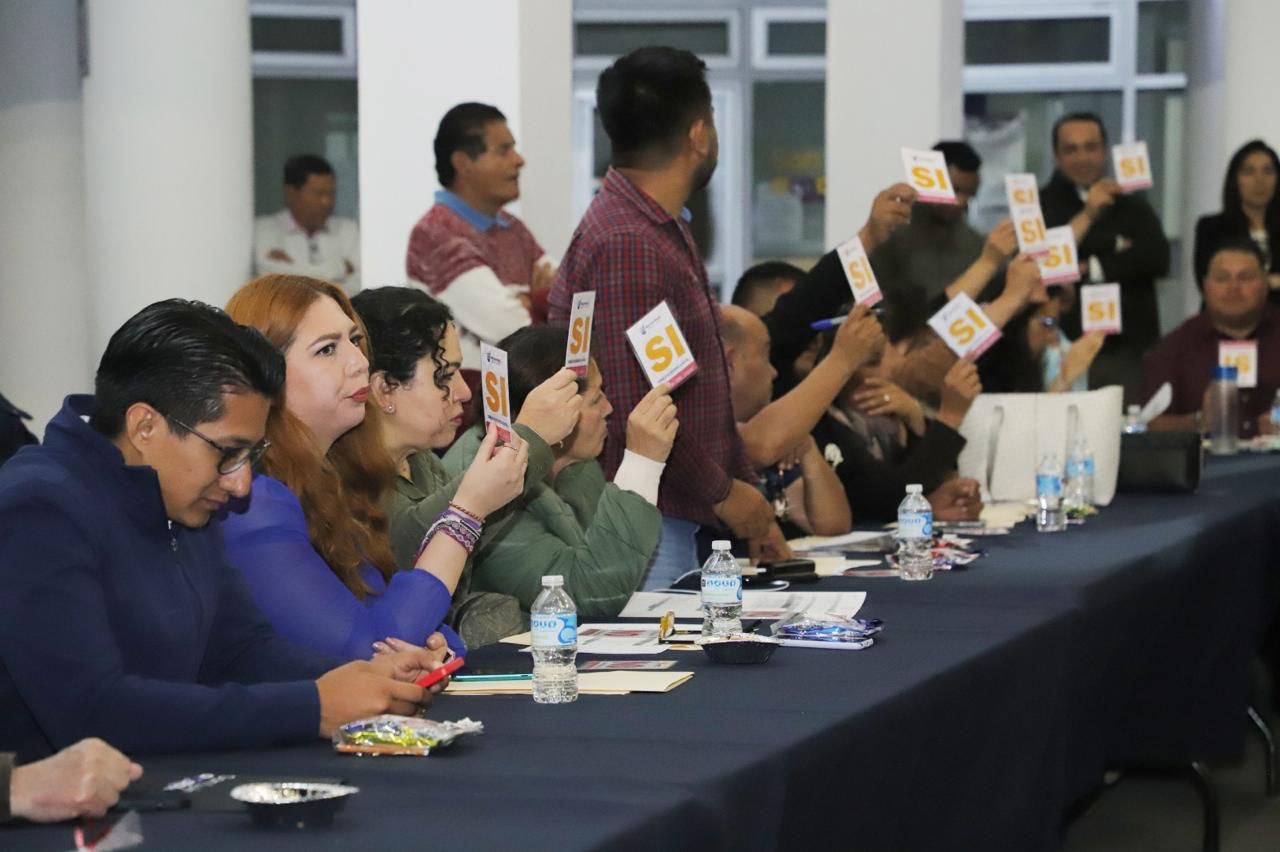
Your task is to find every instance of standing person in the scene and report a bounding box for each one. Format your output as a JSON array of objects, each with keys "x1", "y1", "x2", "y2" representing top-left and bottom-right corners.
[
  {"x1": 549, "y1": 47, "x2": 790, "y2": 588},
  {"x1": 407, "y1": 103, "x2": 556, "y2": 377},
  {"x1": 254, "y1": 154, "x2": 361, "y2": 294},
  {"x1": 1038, "y1": 112, "x2": 1170, "y2": 401},
  {"x1": 1194, "y1": 139, "x2": 1280, "y2": 299}
]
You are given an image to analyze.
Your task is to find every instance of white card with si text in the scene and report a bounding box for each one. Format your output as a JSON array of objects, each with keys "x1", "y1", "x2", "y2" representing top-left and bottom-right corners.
[
  {"x1": 1113, "y1": 141, "x2": 1154, "y2": 192},
  {"x1": 479, "y1": 343, "x2": 513, "y2": 443},
  {"x1": 1036, "y1": 226, "x2": 1082, "y2": 287},
  {"x1": 564, "y1": 290, "x2": 596, "y2": 377},
  {"x1": 1080, "y1": 283, "x2": 1123, "y2": 334},
  {"x1": 927, "y1": 293, "x2": 1002, "y2": 360},
  {"x1": 835, "y1": 235, "x2": 883, "y2": 307},
  {"x1": 1004, "y1": 173, "x2": 1040, "y2": 208},
  {"x1": 625, "y1": 301, "x2": 698, "y2": 389},
  {"x1": 901, "y1": 147, "x2": 957, "y2": 205},
  {"x1": 1219, "y1": 340, "x2": 1259, "y2": 389},
  {"x1": 1012, "y1": 203, "x2": 1051, "y2": 257}
]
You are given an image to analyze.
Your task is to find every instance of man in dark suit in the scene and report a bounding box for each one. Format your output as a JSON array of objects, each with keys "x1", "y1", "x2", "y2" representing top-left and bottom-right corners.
[{"x1": 1039, "y1": 112, "x2": 1170, "y2": 402}]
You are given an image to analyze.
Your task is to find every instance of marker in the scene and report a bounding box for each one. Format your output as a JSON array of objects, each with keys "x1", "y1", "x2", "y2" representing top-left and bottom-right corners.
[{"x1": 810, "y1": 316, "x2": 847, "y2": 330}]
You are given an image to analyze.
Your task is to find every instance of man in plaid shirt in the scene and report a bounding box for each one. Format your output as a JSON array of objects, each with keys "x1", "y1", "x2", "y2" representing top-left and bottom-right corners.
[{"x1": 549, "y1": 47, "x2": 790, "y2": 588}]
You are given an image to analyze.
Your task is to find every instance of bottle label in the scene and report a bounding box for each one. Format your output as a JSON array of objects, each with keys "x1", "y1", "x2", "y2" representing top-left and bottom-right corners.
[
  {"x1": 1065, "y1": 459, "x2": 1081, "y2": 478},
  {"x1": 531, "y1": 613, "x2": 577, "y2": 647},
  {"x1": 1036, "y1": 474, "x2": 1062, "y2": 497},
  {"x1": 701, "y1": 574, "x2": 742, "y2": 605},
  {"x1": 1082, "y1": 458, "x2": 1095, "y2": 476},
  {"x1": 897, "y1": 510, "x2": 932, "y2": 539}
]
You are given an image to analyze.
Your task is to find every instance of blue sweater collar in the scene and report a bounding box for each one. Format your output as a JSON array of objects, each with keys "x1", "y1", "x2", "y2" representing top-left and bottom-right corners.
[
  {"x1": 45, "y1": 395, "x2": 172, "y2": 532},
  {"x1": 434, "y1": 190, "x2": 512, "y2": 232}
]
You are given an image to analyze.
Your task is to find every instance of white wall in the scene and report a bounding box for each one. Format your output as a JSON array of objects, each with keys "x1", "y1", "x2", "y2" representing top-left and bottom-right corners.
[
  {"x1": 0, "y1": 0, "x2": 91, "y2": 433},
  {"x1": 357, "y1": 0, "x2": 574, "y2": 290},
  {"x1": 824, "y1": 0, "x2": 965, "y2": 247}
]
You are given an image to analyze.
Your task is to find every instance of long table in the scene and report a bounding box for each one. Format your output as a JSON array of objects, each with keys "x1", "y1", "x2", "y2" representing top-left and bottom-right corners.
[{"x1": 8, "y1": 456, "x2": 1280, "y2": 851}]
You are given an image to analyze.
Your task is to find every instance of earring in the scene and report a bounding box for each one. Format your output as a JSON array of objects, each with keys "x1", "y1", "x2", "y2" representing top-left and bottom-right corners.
[{"x1": 384, "y1": 405, "x2": 395, "y2": 414}]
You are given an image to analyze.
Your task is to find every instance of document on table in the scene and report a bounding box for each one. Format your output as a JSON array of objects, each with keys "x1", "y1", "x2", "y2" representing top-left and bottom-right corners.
[
  {"x1": 499, "y1": 623, "x2": 702, "y2": 654},
  {"x1": 445, "y1": 671, "x2": 694, "y2": 696},
  {"x1": 980, "y1": 501, "x2": 1034, "y2": 529},
  {"x1": 788, "y1": 530, "x2": 888, "y2": 551},
  {"x1": 808, "y1": 555, "x2": 882, "y2": 576},
  {"x1": 618, "y1": 590, "x2": 867, "y2": 620}
]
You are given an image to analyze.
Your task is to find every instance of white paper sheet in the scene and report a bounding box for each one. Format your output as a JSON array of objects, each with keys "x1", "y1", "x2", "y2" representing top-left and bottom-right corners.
[
  {"x1": 618, "y1": 590, "x2": 866, "y2": 620},
  {"x1": 786, "y1": 530, "x2": 888, "y2": 551}
]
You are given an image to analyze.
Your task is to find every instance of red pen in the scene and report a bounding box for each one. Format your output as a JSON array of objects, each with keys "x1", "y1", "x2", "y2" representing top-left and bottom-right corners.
[{"x1": 415, "y1": 655, "x2": 465, "y2": 688}]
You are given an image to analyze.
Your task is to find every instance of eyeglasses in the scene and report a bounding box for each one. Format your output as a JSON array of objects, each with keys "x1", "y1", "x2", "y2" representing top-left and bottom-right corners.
[
  {"x1": 167, "y1": 415, "x2": 270, "y2": 475},
  {"x1": 1038, "y1": 316, "x2": 1058, "y2": 329}
]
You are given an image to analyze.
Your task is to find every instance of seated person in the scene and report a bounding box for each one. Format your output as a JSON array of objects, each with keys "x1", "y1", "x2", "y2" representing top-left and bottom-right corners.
[
  {"x1": 221, "y1": 275, "x2": 528, "y2": 660},
  {"x1": 978, "y1": 291, "x2": 1105, "y2": 394},
  {"x1": 0, "y1": 300, "x2": 445, "y2": 760},
  {"x1": 1193, "y1": 139, "x2": 1280, "y2": 298},
  {"x1": 3, "y1": 739, "x2": 140, "y2": 822},
  {"x1": 1142, "y1": 239, "x2": 1280, "y2": 437},
  {"x1": 720, "y1": 304, "x2": 851, "y2": 537},
  {"x1": 443, "y1": 326, "x2": 676, "y2": 616},
  {"x1": 812, "y1": 335, "x2": 985, "y2": 524},
  {"x1": 731, "y1": 261, "x2": 804, "y2": 317},
  {"x1": 351, "y1": 286, "x2": 582, "y2": 645},
  {"x1": 254, "y1": 154, "x2": 360, "y2": 294}
]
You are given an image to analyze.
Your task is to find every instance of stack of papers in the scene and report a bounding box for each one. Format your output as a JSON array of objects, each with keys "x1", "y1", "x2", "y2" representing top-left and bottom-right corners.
[
  {"x1": 500, "y1": 623, "x2": 702, "y2": 655},
  {"x1": 618, "y1": 590, "x2": 866, "y2": 620},
  {"x1": 445, "y1": 671, "x2": 693, "y2": 696}
]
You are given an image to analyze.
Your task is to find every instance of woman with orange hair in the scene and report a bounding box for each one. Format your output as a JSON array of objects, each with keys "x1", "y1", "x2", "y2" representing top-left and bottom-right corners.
[{"x1": 220, "y1": 275, "x2": 529, "y2": 660}]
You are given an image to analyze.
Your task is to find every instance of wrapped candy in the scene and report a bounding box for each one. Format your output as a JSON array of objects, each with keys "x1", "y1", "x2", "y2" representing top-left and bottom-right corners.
[
  {"x1": 770, "y1": 612, "x2": 882, "y2": 649},
  {"x1": 333, "y1": 715, "x2": 483, "y2": 756}
]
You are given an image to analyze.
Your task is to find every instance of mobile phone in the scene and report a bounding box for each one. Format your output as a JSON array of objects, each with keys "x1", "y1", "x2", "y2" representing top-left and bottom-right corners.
[{"x1": 415, "y1": 655, "x2": 465, "y2": 688}]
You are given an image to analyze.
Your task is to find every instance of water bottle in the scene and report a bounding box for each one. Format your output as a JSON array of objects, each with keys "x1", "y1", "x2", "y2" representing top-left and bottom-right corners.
[
  {"x1": 1123, "y1": 405, "x2": 1146, "y2": 435},
  {"x1": 1064, "y1": 435, "x2": 1095, "y2": 510},
  {"x1": 1036, "y1": 453, "x2": 1066, "y2": 532},
  {"x1": 1206, "y1": 365, "x2": 1239, "y2": 455},
  {"x1": 896, "y1": 484, "x2": 934, "y2": 581},
  {"x1": 1271, "y1": 390, "x2": 1280, "y2": 431},
  {"x1": 700, "y1": 540, "x2": 742, "y2": 638},
  {"x1": 530, "y1": 575, "x2": 578, "y2": 704}
]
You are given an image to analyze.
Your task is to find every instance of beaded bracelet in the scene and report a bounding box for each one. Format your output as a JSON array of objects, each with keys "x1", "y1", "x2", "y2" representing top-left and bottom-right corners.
[
  {"x1": 415, "y1": 509, "x2": 484, "y2": 561},
  {"x1": 448, "y1": 502, "x2": 485, "y2": 525}
]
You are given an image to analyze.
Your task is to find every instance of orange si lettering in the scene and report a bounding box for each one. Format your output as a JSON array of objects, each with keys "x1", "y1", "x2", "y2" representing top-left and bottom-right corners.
[
  {"x1": 645, "y1": 336, "x2": 674, "y2": 372},
  {"x1": 848, "y1": 257, "x2": 870, "y2": 289},
  {"x1": 484, "y1": 372, "x2": 508, "y2": 417},
  {"x1": 911, "y1": 165, "x2": 941, "y2": 189},
  {"x1": 570, "y1": 317, "x2": 590, "y2": 354},
  {"x1": 949, "y1": 318, "x2": 976, "y2": 346}
]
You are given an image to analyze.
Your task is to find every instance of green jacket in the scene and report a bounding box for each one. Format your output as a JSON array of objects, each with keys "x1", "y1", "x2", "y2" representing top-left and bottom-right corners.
[
  {"x1": 444, "y1": 427, "x2": 661, "y2": 617},
  {"x1": 387, "y1": 424, "x2": 553, "y2": 648}
]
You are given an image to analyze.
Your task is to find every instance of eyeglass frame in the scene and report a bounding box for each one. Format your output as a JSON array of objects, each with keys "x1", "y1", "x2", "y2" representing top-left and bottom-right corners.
[{"x1": 165, "y1": 414, "x2": 271, "y2": 475}]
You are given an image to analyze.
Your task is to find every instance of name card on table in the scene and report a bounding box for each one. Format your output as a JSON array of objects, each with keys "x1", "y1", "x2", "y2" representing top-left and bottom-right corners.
[
  {"x1": 1080, "y1": 283, "x2": 1123, "y2": 334},
  {"x1": 565, "y1": 290, "x2": 596, "y2": 377},
  {"x1": 479, "y1": 343, "x2": 513, "y2": 443},
  {"x1": 626, "y1": 301, "x2": 698, "y2": 389},
  {"x1": 1036, "y1": 226, "x2": 1082, "y2": 287},
  {"x1": 901, "y1": 148, "x2": 957, "y2": 205},
  {"x1": 928, "y1": 293, "x2": 1002, "y2": 360},
  {"x1": 835, "y1": 235, "x2": 883, "y2": 307},
  {"x1": 1219, "y1": 340, "x2": 1259, "y2": 389},
  {"x1": 1113, "y1": 142, "x2": 1154, "y2": 192}
]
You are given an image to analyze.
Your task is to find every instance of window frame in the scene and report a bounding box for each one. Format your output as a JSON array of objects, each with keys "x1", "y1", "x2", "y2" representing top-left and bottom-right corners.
[
  {"x1": 250, "y1": 2, "x2": 357, "y2": 78},
  {"x1": 750, "y1": 7, "x2": 826, "y2": 72},
  {"x1": 571, "y1": 9, "x2": 741, "y2": 73}
]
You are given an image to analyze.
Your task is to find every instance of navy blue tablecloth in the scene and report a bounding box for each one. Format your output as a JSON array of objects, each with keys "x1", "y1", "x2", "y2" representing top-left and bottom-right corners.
[{"x1": 6, "y1": 455, "x2": 1279, "y2": 852}]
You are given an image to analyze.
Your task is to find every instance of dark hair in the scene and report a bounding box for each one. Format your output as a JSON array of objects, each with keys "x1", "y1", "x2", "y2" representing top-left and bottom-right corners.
[
  {"x1": 90, "y1": 299, "x2": 284, "y2": 438},
  {"x1": 975, "y1": 292, "x2": 1070, "y2": 394},
  {"x1": 434, "y1": 102, "x2": 507, "y2": 188},
  {"x1": 933, "y1": 140, "x2": 982, "y2": 173},
  {"x1": 1221, "y1": 139, "x2": 1280, "y2": 233},
  {"x1": 283, "y1": 154, "x2": 334, "y2": 189},
  {"x1": 732, "y1": 261, "x2": 805, "y2": 310},
  {"x1": 351, "y1": 287, "x2": 453, "y2": 392},
  {"x1": 1206, "y1": 234, "x2": 1268, "y2": 273},
  {"x1": 497, "y1": 325, "x2": 584, "y2": 417},
  {"x1": 1051, "y1": 112, "x2": 1108, "y2": 152},
  {"x1": 596, "y1": 46, "x2": 712, "y2": 168}
]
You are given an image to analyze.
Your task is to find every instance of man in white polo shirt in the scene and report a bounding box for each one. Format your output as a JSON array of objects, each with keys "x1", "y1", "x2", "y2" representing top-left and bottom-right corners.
[{"x1": 254, "y1": 154, "x2": 361, "y2": 294}]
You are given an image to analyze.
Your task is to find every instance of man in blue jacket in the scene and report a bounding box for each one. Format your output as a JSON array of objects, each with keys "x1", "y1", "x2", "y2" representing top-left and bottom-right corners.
[{"x1": 0, "y1": 300, "x2": 448, "y2": 762}]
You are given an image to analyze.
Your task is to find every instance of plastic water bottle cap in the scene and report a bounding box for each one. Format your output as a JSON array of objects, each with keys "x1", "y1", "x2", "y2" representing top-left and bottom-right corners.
[
  {"x1": 541, "y1": 575, "x2": 564, "y2": 587},
  {"x1": 906, "y1": 484, "x2": 923, "y2": 494},
  {"x1": 711, "y1": 540, "x2": 732, "y2": 551}
]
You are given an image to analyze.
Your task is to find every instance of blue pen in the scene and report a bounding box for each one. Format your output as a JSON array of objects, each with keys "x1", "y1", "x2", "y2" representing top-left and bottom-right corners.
[{"x1": 810, "y1": 316, "x2": 847, "y2": 330}]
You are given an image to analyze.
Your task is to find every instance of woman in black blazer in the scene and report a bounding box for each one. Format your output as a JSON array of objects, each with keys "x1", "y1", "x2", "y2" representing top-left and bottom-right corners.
[{"x1": 1194, "y1": 139, "x2": 1280, "y2": 301}]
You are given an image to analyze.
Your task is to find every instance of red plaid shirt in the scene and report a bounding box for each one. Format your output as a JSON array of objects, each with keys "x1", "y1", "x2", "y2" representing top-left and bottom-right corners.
[{"x1": 549, "y1": 169, "x2": 750, "y2": 525}]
